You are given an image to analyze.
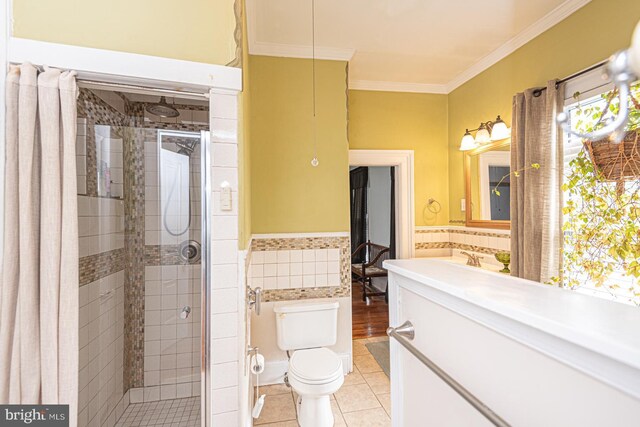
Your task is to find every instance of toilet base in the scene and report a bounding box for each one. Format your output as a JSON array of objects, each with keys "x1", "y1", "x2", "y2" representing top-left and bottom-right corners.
[{"x1": 296, "y1": 394, "x2": 334, "y2": 427}]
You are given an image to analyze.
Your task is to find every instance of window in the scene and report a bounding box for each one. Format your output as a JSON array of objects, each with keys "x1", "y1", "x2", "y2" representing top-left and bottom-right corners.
[{"x1": 561, "y1": 82, "x2": 640, "y2": 306}]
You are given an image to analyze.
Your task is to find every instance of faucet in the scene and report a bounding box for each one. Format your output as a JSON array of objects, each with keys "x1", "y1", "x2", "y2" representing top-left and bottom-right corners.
[{"x1": 460, "y1": 251, "x2": 483, "y2": 267}]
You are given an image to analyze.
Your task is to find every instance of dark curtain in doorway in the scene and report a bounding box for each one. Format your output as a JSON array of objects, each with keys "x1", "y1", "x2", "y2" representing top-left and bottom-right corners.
[
  {"x1": 389, "y1": 167, "x2": 396, "y2": 259},
  {"x1": 350, "y1": 167, "x2": 368, "y2": 263}
]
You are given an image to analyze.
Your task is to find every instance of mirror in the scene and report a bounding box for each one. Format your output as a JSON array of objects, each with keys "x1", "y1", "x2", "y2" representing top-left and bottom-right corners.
[
  {"x1": 94, "y1": 124, "x2": 124, "y2": 199},
  {"x1": 464, "y1": 139, "x2": 510, "y2": 229}
]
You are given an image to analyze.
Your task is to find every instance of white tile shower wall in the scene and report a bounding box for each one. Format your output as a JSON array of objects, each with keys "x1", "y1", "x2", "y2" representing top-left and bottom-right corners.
[
  {"x1": 248, "y1": 248, "x2": 341, "y2": 290},
  {"x1": 143, "y1": 264, "x2": 202, "y2": 401},
  {"x1": 78, "y1": 271, "x2": 125, "y2": 427},
  {"x1": 77, "y1": 196, "x2": 125, "y2": 257},
  {"x1": 142, "y1": 134, "x2": 203, "y2": 403},
  {"x1": 209, "y1": 90, "x2": 241, "y2": 425},
  {"x1": 144, "y1": 140, "x2": 202, "y2": 246}
]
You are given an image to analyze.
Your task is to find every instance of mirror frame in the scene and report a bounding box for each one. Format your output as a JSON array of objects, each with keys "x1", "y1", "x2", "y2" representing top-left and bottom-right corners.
[{"x1": 464, "y1": 139, "x2": 511, "y2": 230}]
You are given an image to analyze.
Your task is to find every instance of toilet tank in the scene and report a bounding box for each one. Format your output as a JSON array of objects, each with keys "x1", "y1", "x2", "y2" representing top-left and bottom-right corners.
[{"x1": 274, "y1": 300, "x2": 339, "y2": 351}]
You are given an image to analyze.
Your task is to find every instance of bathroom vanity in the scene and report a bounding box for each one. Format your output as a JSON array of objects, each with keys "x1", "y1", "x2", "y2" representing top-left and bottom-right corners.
[{"x1": 385, "y1": 259, "x2": 640, "y2": 427}]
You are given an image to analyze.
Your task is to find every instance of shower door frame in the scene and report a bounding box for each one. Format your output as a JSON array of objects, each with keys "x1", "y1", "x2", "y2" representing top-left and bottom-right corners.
[
  {"x1": 5, "y1": 36, "x2": 243, "y2": 427},
  {"x1": 200, "y1": 129, "x2": 212, "y2": 425},
  {"x1": 157, "y1": 128, "x2": 212, "y2": 426}
]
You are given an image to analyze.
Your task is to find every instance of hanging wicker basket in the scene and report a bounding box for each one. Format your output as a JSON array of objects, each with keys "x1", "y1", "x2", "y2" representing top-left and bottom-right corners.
[{"x1": 584, "y1": 129, "x2": 640, "y2": 182}]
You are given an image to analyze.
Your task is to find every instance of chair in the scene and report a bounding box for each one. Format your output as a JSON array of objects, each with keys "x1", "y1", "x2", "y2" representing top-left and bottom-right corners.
[{"x1": 351, "y1": 241, "x2": 390, "y2": 303}]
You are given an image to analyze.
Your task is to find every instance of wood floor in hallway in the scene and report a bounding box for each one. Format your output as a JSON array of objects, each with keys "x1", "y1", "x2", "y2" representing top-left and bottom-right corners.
[{"x1": 351, "y1": 281, "x2": 389, "y2": 339}]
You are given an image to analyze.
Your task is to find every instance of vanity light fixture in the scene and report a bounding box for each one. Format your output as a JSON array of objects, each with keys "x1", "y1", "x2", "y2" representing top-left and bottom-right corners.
[{"x1": 459, "y1": 115, "x2": 511, "y2": 151}]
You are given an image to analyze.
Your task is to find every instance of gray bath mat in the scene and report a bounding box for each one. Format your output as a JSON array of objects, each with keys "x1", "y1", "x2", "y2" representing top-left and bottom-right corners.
[{"x1": 365, "y1": 341, "x2": 390, "y2": 377}]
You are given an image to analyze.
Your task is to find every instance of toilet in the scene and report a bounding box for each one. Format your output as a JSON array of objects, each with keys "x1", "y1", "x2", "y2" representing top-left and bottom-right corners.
[{"x1": 274, "y1": 300, "x2": 344, "y2": 427}]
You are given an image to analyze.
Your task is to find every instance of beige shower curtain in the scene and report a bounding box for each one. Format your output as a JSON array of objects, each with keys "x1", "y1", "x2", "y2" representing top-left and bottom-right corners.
[
  {"x1": 0, "y1": 63, "x2": 79, "y2": 425},
  {"x1": 510, "y1": 80, "x2": 564, "y2": 283}
]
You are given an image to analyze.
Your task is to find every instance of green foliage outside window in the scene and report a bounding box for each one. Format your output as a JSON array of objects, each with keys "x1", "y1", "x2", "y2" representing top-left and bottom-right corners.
[{"x1": 555, "y1": 83, "x2": 640, "y2": 305}]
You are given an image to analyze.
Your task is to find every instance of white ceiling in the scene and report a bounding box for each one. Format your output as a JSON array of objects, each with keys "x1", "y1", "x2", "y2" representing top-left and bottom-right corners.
[{"x1": 246, "y1": 0, "x2": 591, "y2": 93}]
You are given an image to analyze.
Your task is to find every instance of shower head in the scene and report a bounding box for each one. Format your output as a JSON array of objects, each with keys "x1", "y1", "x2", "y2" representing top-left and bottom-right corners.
[{"x1": 146, "y1": 96, "x2": 180, "y2": 118}]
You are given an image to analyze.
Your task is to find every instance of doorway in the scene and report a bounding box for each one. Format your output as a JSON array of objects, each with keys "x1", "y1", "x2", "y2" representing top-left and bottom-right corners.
[
  {"x1": 350, "y1": 166, "x2": 394, "y2": 339},
  {"x1": 348, "y1": 150, "x2": 414, "y2": 383}
]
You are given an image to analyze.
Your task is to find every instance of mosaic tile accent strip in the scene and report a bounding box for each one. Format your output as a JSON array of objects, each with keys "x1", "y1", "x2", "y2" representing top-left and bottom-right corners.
[
  {"x1": 250, "y1": 236, "x2": 351, "y2": 303},
  {"x1": 144, "y1": 245, "x2": 201, "y2": 266},
  {"x1": 123, "y1": 126, "x2": 146, "y2": 391},
  {"x1": 251, "y1": 236, "x2": 348, "y2": 251},
  {"x1": 415, "y1": 241, "x2": 505, "y2": 255},
  {"x1": 448, "y1": 229, "x2": 510, "y2": 238},
  {"x1": 79, "y1": 248, "x2": 126, "y2": 286},
  {"x1": 416, "y1": 228, "x2": 510, "y2": 238}
]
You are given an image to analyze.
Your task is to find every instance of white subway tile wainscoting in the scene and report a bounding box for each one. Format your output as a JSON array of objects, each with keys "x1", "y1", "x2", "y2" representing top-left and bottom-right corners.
[{"x1": 250, "y1": 248, "x2": 341, "y2": 290}]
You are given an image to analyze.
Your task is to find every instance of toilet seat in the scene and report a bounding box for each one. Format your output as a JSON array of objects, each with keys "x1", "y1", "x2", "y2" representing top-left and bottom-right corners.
[{"x1": 289, "y1": 348, "x2": 343, "y2": 385}]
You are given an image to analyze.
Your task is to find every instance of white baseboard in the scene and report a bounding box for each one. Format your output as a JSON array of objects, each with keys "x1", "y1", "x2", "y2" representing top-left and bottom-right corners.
[{"x1": 255, "y1": 352, "x2": 352, "y2": 386}]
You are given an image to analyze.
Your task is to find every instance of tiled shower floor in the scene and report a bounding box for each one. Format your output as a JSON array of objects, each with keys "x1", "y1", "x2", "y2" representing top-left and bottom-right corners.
[{"x1": 115, "y1": 397, "x2": 200, "y2": 426}]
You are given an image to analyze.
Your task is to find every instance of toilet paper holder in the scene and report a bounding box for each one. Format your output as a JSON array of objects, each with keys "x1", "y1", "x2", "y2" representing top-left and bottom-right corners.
[{"x1": 248, "y1": 346, "x2": 264, "y2": 374}]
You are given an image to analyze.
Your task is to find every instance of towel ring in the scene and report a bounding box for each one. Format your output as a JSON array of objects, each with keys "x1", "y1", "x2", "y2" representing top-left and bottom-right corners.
[{"x1": 427, "y1": 198, "x2": 441, "y2": 214}]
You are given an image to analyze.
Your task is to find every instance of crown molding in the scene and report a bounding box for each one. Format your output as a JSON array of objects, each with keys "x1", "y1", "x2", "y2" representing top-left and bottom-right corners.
[
  {"x1": 349, "y1": 79, "x2": 448, "y2": 94},
  {"x1": 247, "y1": 0, "x2": 592, "y2": 94},
  {"x1": 445, "y1": 0, "x2": 592, "y2": 93}
]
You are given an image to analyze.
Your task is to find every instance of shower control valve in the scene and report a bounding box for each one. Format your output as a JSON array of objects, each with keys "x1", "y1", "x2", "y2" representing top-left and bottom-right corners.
[{"x1": 180, "y1": 306, "x2": 191, "y2": 320}]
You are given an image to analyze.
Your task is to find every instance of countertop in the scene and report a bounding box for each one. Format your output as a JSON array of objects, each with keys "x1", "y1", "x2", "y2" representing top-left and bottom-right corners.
[{"x1": 384, "y1": 258, "x2": 640, "y2": 397}]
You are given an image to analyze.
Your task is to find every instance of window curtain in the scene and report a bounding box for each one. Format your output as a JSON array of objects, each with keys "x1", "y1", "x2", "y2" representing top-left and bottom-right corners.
[
  {"x1": 0, "y1": 63, "x2": 79, "y2": 425},
  {"x1": 510, "y1": 80, "x2": 564, "y2": 283},
  {"x1": 350, "y1": 167, "x2": 368, "y2": 263}
]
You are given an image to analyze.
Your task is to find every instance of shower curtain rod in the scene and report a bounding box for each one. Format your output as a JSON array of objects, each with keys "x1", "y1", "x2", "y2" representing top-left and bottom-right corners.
[
  {"x1": 77, "y1": 79, "x2": 210, "y2": 99},
  {"x1": 532, "y1": 60, "x2": 608, "y2": 97}
]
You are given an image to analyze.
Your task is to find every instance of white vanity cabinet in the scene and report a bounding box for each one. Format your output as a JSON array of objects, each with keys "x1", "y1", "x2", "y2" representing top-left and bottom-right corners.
[{"x1": 385, "y1": 259, "x2": 640, "y2": 427}]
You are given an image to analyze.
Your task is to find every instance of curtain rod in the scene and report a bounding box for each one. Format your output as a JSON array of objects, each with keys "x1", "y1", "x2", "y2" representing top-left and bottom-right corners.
[
  {"x1": 77, "y1": 79, "x2": 209, "y2": 99},
  {"x1": 532, "y1": 60, "x2": 609, "y2": 97}
]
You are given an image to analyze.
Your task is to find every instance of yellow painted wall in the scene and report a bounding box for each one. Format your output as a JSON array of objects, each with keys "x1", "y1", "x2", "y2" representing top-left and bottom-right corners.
[
  {"x1": 448, "y1": 0, "x2": 640, "y2": 222},
  {"x1": 249, "y1": 56, "x2": 350, "y2": 233},
  {"x1": 12, "y1": 0, "x2": 237, "y2": 65},
  {"x1": 348, "y1": 90, "x2": 449, "y2": 226}
]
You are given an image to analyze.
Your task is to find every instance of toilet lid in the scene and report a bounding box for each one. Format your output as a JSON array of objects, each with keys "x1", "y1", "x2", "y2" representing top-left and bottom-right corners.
[{"x1": 289, "y1": 348, "x2": 343, "y2": 384}]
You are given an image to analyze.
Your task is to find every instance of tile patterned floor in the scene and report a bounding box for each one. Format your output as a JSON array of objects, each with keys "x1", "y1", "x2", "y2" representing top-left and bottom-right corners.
[
  {"x1": 115, "y1": 397, "x2": 200, "y2": 426},
  {"x1": 254, "y1": 337, "x2": 391, "y2": 427}
]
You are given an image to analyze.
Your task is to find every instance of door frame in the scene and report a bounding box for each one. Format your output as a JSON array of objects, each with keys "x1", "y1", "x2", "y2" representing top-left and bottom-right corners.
[{"x1": 348, "y1": 150, "x2": 415, "y2": 259}]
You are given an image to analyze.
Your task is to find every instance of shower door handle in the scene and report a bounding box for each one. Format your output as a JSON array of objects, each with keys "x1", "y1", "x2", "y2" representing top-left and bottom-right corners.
[{"x1": 248, "y1": 287, "x2": 262, "y2": 316}]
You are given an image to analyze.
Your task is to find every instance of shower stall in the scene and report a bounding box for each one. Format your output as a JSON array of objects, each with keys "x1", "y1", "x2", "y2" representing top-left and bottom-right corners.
[{"x1": 76, "y1": 88, "x2": 210, "y2": 426}]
